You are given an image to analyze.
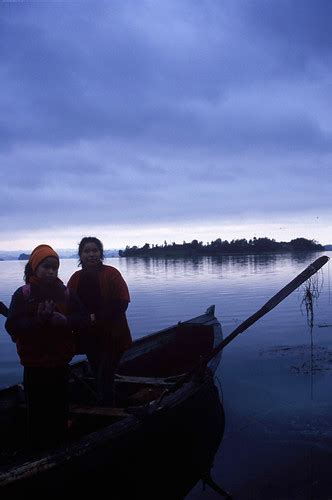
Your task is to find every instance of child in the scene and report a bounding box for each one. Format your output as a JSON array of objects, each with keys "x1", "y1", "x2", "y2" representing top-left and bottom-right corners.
[
  {"x1": 68, "y1": 236, "x2": 132, "y2": 405},
  {"x1": 5, "y1": 244, "x2": 87, "y2": 448}
]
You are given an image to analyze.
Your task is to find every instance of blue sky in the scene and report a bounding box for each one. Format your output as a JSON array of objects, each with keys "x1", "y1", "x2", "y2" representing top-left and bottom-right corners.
[{"x1": 1, "y1": 0, "x2": 332, "y2": 250}]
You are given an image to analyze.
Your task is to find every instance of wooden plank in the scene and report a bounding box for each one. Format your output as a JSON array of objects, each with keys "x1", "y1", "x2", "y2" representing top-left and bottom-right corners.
[
  {"x1": 114, "y1": 374, "x2": 181, "y2": 386},
  {"x1": 69, "y1": 404, "x2": 130, "y2": 418}
]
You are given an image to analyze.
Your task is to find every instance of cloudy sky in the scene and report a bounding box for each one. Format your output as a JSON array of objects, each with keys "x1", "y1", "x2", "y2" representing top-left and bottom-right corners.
[{"x1": 1, "y1": 0, "x2": 332, "y2": 251}]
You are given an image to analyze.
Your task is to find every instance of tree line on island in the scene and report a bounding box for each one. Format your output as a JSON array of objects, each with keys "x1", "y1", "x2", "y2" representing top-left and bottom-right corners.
[{"x1": 119, "y1": 237, "x2": 324, "y2": 257}]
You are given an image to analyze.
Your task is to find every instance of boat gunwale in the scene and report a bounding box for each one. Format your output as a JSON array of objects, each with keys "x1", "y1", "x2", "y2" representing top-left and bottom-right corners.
[{"x1": 123, "y1": 305, "x2": 218, "y2": 349}]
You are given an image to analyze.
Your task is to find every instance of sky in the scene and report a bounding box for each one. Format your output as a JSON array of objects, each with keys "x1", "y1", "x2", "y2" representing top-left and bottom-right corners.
[{"x1": 1, "y1": 0, "x2": 332, "y2": 251}]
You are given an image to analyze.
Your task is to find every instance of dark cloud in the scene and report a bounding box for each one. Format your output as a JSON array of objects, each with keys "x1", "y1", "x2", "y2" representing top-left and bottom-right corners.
[{"x1": 1, "y1": 1, "x2": 332, "y2": 245}]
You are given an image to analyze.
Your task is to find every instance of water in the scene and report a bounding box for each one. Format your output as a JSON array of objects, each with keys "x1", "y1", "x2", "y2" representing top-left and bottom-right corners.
[{"x1": 1, "y1": 252, "x2": 332, "y2": 498}]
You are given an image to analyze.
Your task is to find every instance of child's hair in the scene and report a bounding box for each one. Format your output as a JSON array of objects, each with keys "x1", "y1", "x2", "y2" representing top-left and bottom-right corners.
[
  {"x1": 24, "y1": 262, "x2": 34, "y2": 284},
  {"x1": 78, "y1": 237, "x2": 104, "y2": 266}
]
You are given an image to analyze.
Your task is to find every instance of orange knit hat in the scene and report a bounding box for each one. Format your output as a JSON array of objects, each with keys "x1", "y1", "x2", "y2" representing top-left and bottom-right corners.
[{"x1": 29, "y1": 244, "x2": 59, "y2": 273}]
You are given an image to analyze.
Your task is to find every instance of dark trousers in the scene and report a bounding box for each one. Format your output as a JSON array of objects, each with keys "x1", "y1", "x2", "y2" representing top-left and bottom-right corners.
[
  {"x1": 77, "y1": 328, "x2": 122, "y2": 405},
  {"x1": 23, "y1": 365, "x2": 69, "y2": 448},
  {"x1": 86, "y1": 344, "x2": 121, "y2": 405}
]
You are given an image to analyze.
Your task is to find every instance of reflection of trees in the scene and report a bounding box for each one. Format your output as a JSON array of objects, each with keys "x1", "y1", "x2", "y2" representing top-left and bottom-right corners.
[
  {"x1": 123, "y1": 255, "x2": 206, "y2": 277},
  {"x1": 119, "y1": 237, "x2": 323, "y2": 258}
]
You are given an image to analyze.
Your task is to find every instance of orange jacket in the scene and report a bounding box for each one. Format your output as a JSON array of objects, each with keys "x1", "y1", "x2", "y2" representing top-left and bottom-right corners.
[
  {"x1": 5, "y1": 283, "x2": 87, "y2": 367},
  {"x1": 68, "y1": 265, "x2": 132, "y2": 356}
]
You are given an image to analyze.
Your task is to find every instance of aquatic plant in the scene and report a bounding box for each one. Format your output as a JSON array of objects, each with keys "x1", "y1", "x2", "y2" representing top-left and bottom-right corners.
[{"x1": 301, "y1": 272, "x2": 323, "y2": 328}]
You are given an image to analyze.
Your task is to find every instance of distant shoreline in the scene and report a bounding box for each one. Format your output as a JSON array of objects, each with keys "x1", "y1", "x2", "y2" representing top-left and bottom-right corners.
[
  {"x1": 119, "y1": 237, "x2": 324, "y2": 258},
  {"x1": 118, "y1": 249, "x2": 326, "y2": 259},
  {"x1": 0, "y1": 238, "x2": 329, "y2": 260}
]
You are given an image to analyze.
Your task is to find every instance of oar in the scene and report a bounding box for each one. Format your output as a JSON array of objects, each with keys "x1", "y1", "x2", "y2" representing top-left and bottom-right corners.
[{"x1": 202, "y1": 255, "x2": 329, "y2": 366}]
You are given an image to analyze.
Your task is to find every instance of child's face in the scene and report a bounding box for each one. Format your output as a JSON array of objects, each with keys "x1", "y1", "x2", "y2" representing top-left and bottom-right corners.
[
  {"x1": 80, "y1": 242, "x2": 101, "y2": 268},
  {"x1": 36, "y1": 257, "x2": 59, "y2": 283}
]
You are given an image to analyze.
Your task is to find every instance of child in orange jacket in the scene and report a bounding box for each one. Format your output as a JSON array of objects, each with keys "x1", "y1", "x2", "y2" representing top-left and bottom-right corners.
[{"x1": 6, "y1": 244, "x2": 88, "y2": 448}]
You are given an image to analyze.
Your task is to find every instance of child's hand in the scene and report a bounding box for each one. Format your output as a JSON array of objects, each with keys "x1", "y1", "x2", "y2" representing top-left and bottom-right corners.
[
  {"x1": 37, "y1": 300, "x2": 55, "y2": 323},
  {"x1": 51, "y1": 312, "x2": 68, "y2": 327}
]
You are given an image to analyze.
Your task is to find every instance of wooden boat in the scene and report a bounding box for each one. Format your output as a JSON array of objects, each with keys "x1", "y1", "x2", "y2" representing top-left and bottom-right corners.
[{"x1": 0, "y1": 306, "x2": 226, "y2": 498}]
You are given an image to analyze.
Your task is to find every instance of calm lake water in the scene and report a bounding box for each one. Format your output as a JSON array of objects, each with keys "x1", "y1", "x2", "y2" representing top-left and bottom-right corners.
[{"x1": 1, "y1": 252, "x2": 332, "y2": 499}]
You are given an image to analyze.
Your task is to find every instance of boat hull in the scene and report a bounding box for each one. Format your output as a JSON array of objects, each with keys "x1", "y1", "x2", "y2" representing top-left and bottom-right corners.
[{"x1": 0, "y1": 306, "x2": 224, "y2": 498}]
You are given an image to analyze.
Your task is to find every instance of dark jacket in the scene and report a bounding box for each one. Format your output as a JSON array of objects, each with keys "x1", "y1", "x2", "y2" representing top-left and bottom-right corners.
[{"x1": 5, "y1": 282, "x2": 89, "y2": 367}]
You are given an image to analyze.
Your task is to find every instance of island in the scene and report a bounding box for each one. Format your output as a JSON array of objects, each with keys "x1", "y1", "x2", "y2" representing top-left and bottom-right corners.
[{"x1": 119, "y1": 237, "x2": 324, "y2": 257}]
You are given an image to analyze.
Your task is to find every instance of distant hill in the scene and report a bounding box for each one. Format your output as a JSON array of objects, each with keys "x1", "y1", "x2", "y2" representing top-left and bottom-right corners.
[
  {"x1": 63, "y1": 250, "x2": 120, "y2": 259},
  {"x1": 0, "y1": 248, "x2": 120, "y2": 261},
  {"x1": 18, "y1": 253, "x2": 29, "y2": 260},
  {"x1": 105, "y1": 250, "x2": 120, "y2": 257},
  {"x1": 324, "y1": 245, "x2": 332, "y2": 250}
]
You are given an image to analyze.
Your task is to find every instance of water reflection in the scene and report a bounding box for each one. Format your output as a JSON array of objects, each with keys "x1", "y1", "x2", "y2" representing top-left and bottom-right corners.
[
  {"x1": 123, "y1": 256, "x2": 207, "y2": 276},
  {"x1": 123, "y1": 251, "x2": 323, "y2": 278}
]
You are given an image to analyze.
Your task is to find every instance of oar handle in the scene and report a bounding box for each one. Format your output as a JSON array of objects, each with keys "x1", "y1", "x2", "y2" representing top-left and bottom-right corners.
[
  {"x1": 0, "y1": 302, "x2": 8, "y2": 318},
  {"x1": 208, "y1": 254, "x2": 329, "y2": 361}
]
